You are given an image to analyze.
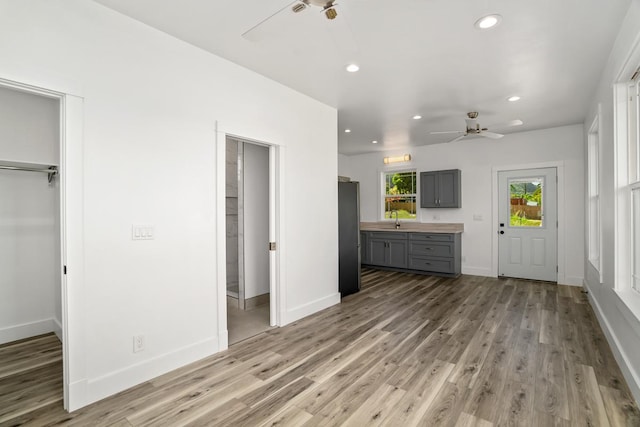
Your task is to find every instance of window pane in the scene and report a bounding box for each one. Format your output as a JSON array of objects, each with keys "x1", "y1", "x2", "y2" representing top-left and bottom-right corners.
[
  {"x1": 384, "y1": 196, "x2": 416, "y2": 219},
  {"x1": 383, "y1": 170, "x2": 416, "y2": 220},
  {"x1": 385, "y1": 171, "x2": 416, "y2": 196},
  {"x1": 633, "y1": 188, "x2": 640, "y2": 292},
  {"x1": 509, "y1": 178, "x2": 543, "y2": 227}
]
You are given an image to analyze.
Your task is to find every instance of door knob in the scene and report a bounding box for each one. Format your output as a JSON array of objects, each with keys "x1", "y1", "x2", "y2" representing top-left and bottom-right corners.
[{"x1": 499, "y1": 230, "x2": 505, "y2": 234}]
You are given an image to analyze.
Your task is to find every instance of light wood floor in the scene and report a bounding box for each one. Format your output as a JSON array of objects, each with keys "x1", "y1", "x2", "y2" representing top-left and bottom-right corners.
[{"x1": 2, "y1": 270, "x2": 640, "y2": 426}]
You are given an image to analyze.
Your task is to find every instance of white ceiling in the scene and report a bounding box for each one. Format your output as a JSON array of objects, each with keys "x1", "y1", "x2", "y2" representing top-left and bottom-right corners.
[{"x1": 93, "y1": 0, "x2": 630, "y2": 155}]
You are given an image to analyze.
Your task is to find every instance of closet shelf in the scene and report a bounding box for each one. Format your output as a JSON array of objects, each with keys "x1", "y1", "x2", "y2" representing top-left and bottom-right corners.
[{"x1": 0, "y1": 160, "x2": 58, "y2": 183}]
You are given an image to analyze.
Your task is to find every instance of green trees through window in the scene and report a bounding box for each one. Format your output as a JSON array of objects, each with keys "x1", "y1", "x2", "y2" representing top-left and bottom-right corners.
[{"x1": 384, "y1": 171, "x2": 416, "y2": 219}]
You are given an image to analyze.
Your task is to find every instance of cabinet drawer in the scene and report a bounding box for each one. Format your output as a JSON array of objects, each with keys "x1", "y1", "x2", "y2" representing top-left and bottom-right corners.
[
  {"x1": 409, "y1": 241, "x2": 454, "y2": 258},
  {"x1": 370, "y1": 231, "x2": 407, "y2": 240},
  {"x1": 409, "y1": 232, "x2": 453, "y2": 242},
  {"x1": 408, "y1": 256, "x2": 454, "y2": 273}
]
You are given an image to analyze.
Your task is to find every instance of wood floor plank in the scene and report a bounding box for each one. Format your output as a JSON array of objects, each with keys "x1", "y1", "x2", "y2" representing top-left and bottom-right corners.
[
  {"x1": 534, "y1": 343, "x2": 570, "y2": 421},
  {"x1": 563, "y1": 362, "x2": 610, "y2": 427},
  {"x1": 2, "y1": 269, "x2": 639, "y2": 426}
]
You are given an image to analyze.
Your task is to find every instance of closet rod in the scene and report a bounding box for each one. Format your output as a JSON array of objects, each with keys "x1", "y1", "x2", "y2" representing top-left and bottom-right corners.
[{"x1": 0, "y1": 165, "x2": 58, "y2": 183}]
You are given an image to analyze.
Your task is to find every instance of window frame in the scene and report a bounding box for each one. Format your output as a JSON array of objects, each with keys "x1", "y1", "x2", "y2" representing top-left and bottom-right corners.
[
  {"x1": 380, "y1": 168, "x2": 418, "y2": 222},
  {"x1": 613, "y1": 64, "x2": 640, "y2": 320},
  {"x1": 587, "y1": 110, "x2": 602, "y2": 282}
]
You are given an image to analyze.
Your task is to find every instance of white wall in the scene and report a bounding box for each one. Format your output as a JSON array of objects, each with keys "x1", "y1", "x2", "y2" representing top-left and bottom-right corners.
[
  {"x1": 0, "y1": 86, "x2": 61, "y2": 344},
  {"x1": 583, "y1": 0, "x2": 640, "y2": 404},
  {"x1": 338, "y1": 153, "x2": 351, "y2": 178},
  {"x1": 0, "y1": 0, "x2": 338, "y2": 409},
  {"x1": 243, "y1": 142, "x2": 269, "y2": 299},
  {"x1": 342, "y1": 124, "x2": 585, "y2": 284}
]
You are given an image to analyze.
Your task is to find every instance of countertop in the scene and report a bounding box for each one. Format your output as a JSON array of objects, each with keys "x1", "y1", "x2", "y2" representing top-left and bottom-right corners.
[{"x1": 360, "y1": 222, "x2": 464, "y2": 234}]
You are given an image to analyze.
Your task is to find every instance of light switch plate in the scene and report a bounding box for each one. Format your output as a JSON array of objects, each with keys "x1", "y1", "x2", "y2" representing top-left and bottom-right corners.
[{"x1": 132, "y1": 225, "x2": 154, "y2": 240}]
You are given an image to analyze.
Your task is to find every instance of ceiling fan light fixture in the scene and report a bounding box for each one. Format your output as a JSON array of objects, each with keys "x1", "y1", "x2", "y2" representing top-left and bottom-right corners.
[
  {"x1": 475, "y1": 14, "x2": 502, "y2": 30},
  {"x1": 346, "y1": 63, "x2": 360, "y2": 73},
  {"x1": 324, "y1": 6, "x2": 337, "y2": 19}
]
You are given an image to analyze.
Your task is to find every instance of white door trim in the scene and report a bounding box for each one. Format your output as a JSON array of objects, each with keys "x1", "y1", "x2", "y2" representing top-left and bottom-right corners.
[
  {"x1": 0, "y1": 77, "x2": 85, "y2": 411},
  {"x1": 492, "y1": 161, "x2": 566, "y2": 283},
  {"x1": 215, "y1": 125, "x2": 284, "y2": 350}
]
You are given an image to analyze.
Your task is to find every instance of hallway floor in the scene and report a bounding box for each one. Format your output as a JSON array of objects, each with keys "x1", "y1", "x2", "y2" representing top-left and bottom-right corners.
[{"x1": 227, "y1": 300, "x2": 271, "y2": 345}]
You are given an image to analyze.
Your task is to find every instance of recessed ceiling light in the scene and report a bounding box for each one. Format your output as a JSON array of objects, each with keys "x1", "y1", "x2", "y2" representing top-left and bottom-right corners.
[
  {"x1": 413, "y1": 115, "x2": 422, "y2": 120},
  {"x1": 475, "y1": 14, "x2": 502, "y2": 30},
  {"x1": 372, "y1": 140, "x2": 378, "y2": 144},
  {"x1": 346, "y1": 64, "x2": 360, "y2": 73},
  {"x1": 344, "y1": 129, "x2": 351, "y2": 133},
  {"x1": 507, "y1": 95, "x2": 521, "y2": 102}
]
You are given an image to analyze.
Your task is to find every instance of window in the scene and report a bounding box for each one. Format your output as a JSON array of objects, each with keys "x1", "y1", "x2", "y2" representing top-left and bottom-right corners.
[
  {"x1": 382, "y1": 170, "x2": 416, "y2": 220},
  {"x1": 588, "y1": 113, "x2": 601, "y2": 277}
]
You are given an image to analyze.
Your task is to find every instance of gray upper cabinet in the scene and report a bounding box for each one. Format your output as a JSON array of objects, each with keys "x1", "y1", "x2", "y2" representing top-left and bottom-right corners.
[{"x1": 420, "y1": 169, "x2": 461, "y2": 208}]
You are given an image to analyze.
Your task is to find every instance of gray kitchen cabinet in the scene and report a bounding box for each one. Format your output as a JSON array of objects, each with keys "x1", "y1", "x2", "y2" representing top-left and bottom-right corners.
[
  {"x1": 362, "y1": 230, "x2": 461, "y2": 277},
  {"x1": 408, "y1": 232, "x2": 461, "y2": 276},
  {"x1": 366, "y1": 232, "x2": 407, "y2": 268},
  {"x1": 420, "y1": 169, "x2": 461, "y2": 208},
  {"x1": 360, "y1": 231, "x2": 369, "y2": 264}
]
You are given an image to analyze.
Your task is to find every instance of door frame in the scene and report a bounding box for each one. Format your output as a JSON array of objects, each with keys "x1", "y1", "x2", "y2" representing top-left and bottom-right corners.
[
  {"x1": 215, "y1": 124, "x2": 284, "y2": 350},
  {"x1": 0, "y1": 77, "x2": 85, "y2": 411},
  {"x1": 492, "y1": 161, "x2": 565, "y2": 283}
]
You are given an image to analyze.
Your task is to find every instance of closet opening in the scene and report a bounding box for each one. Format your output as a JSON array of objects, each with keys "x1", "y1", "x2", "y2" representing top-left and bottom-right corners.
[
  {"x1": 0, "y1": 84, "x2": 64, "y2": 414},
  {"x1": 225, "y1": 136, "x2": 272, "y2": 344}
]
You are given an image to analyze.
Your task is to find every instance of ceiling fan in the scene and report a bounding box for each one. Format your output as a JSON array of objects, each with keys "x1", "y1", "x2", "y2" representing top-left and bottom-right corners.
[
  {"x1": 242, "y1": 0, "x2": 344, "y2": 40},
  {"x1": 430, "y1": 112, "x2": 523, "y2": 143}
]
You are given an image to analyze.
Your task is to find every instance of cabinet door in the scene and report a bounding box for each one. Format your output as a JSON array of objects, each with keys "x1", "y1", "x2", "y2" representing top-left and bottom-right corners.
[
  {"x1": 420, "y1": 172, "x2": 438, "y2": 208},
  {"x1": 369, "y1": 239, "x2": 387, "y2": 266},
  {"x1": 387, "y1": 240, "x2": 407, "y2": 268},
  {"x1": 360, "y1": 232, "x2": 369, "y2": 264},
  {"x1": 437, "y1": 169, "x2": 461, "y2": 208}
]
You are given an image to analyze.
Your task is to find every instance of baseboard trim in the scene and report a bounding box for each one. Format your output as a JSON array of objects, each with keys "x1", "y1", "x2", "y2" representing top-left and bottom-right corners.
[
  {"x1": 561, "y1": 276, "x2": 584, "y2": 286},
  {"x1": 585, "y1": 281, "x2": 640, "y2": 406},
  {"x1": 282, "y1": 293, "x2": 340, "y2": 326},
  {"x1": 0, "y1": 318, "x2": 58, "y2": 345},
  {"x1": 53, "y1": 318, "x2": 63, "y2": 342},
  {"x1": 81, "y1": 336, "x2": 220, "y2": 410},
  {"x1": 461, "y1": 266, "x2": 493, "y2": 277},
  {"x1": 245, "y1": 293, "x2": 269, "y2": 310}
]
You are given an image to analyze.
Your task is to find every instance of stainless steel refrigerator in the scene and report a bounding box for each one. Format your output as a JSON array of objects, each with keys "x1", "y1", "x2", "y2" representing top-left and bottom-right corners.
[{"x1": 338, "y1": 180, "x2": 361, "y2": 296}]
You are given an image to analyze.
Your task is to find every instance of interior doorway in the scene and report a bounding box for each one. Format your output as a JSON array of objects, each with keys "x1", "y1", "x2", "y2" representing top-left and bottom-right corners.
[
  {"x1": 0, "y1": 84, "x2": 64, "y2": 412},
  {"x1": 497, "y1": 167, "x2": 558, "y2": 282},
  {"x1": 225, "y1": 136, "x2": 272, "y2": 345}
]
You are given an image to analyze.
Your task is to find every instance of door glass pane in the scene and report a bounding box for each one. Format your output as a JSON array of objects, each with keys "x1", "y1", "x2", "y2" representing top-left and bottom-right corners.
[
  {"x1": 633, "y1": 188, "x2": 640, "y2": 292},
  {"x1": 509, "y1": 178, "x2": 543, "y2": 227}
]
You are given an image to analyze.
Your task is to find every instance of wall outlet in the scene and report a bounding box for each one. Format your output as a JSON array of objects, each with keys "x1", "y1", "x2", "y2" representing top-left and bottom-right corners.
[{"x1": 133, "y1": 335, "x2": 145, "y2": 353}]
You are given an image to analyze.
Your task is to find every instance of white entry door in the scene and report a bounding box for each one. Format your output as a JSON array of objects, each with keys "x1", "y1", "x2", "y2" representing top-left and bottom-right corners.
[{"x1": 498, "y1": 168, "x2": 557, "y2": 282}]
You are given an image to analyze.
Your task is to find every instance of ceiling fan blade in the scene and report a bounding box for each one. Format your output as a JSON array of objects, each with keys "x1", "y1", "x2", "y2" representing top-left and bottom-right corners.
[
  {"x1": 488, "y1": 119, "x2": 523, "y2": 129},
  {"x1": 448, "y1": 134, "x2": 467, "y2": 143},
  {"x1": 479, "y1": 131, "x2": 504, "y2": 139},
  {"x1": 321, "y1": 3, "x2": 358, "y2": 58},
  {"x1": 242, "y1": 1, "x2": 298, "y2": 42},
  {"x1": 430, "y1": 130, "x2": 464, "y2": 135}
]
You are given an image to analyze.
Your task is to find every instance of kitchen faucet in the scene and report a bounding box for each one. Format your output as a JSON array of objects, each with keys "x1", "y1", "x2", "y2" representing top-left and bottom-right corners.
[{"x1": 392, "y1": 210, "x2": 400, "y2": 229}]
